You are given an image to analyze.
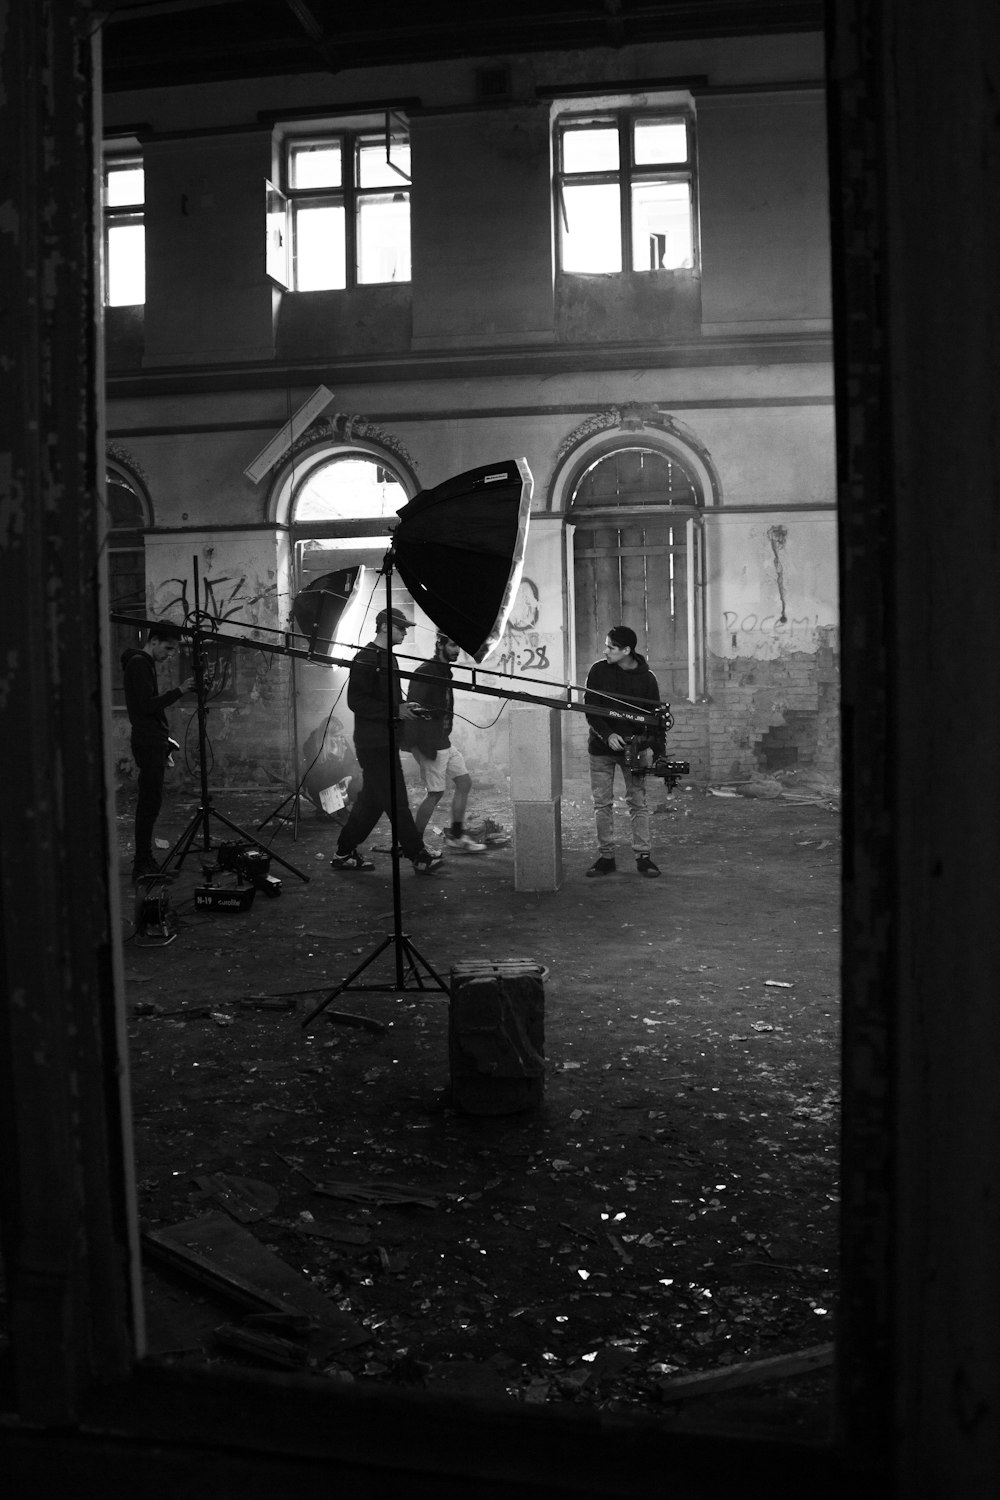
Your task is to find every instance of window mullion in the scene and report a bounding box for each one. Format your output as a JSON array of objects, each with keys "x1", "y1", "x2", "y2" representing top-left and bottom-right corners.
[
  {"x1": 346, "y1": 139, "x2": 358, "y2": 288},
  {"x1": 619, "y1": 113, "x2": 632, "y2": 275}
]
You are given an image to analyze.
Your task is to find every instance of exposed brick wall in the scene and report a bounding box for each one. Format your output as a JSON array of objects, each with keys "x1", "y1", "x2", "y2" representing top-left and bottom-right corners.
[
  {"x1": 561, "y1": 626, "x2": 839, "y2": 788},
  {"x1": 705, "y1": 624, "x2": 840, "y2": 783}
]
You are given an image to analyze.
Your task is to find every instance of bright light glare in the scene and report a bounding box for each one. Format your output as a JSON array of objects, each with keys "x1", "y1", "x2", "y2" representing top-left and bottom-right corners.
[
  {"x1": 107, "y1": 223, "x2": 145, "y2": 305},
  {"x1": 294, "y1": 204, "x2": 346, "y2": 290},
  {"x1": 634, "y1": 120, "x2": 688, "y2": 165},
  {"x1": 294, "y1": 458, "x2": 407, "y2": 522},
  {"x1": 106, "y1": 166, "x2": 144, "y2": 206},
  {"x1": 357, "y1": 194, "x2": 410, "y2": 283},
  {"x1": 631, "y1": 182, "x2": 693, "y2": 270},
  {"x1": 358, "y1": 141, "x2": 411, "y2": 188},
  {"x1": 289, "y1": 144, "x2": 341, "y2": 189},
  {"x1": 562, "y1": 127, "x2": 619, "y2": 173},
  {"x1": 561, "y1": 182, "x2": 622, "y2": 272}
]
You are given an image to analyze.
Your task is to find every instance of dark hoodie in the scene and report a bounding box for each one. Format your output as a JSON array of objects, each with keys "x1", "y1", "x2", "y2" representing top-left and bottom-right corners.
[
  {"x1": 584, "y1": 653, "x2": 663, "y2": 757},
  {"x1": 121, "y1": 646, "x2": 185, "y2": 747}
]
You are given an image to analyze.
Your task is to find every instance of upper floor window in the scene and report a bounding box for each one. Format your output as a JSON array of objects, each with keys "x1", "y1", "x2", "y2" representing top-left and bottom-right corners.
[
  {"x1": 276, "y1": 116, "x2": 411, "y2": 291},
  {"x1": 555, "y1": 109, "x2": 696, "y2": 275},
  {"x1": 103, "y1": 154, "x2": 145, "y2": 306}
]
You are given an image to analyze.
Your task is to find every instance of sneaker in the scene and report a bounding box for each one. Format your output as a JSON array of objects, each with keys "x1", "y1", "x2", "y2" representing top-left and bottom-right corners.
[
  {"x1": 636, "y1": 855, "x2": 661, "y2": 878},
  {"x1": 465, "y1": 819, "x2": 511, "y2": 847},
  {"x1": 586, "y1": 857, "x2": 617, "y2": 877},
  {"x1": 412, "y1": 848, "x2": 445, "y2": 875},
  {"x1": 443, "y1": 831, "x2": 487, "y2": 854},
  {"x1": 330, "y1": 849, "x2": 375, "y2": 871}
]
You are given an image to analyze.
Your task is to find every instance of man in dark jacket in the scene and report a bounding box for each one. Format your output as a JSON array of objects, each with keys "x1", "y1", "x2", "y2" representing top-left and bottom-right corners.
[
  {"x1": 330, "y1": 607, "x2": 443, "y2": 874},
  {"x1": 406, "y1": 634, "x2": 485, "y2": 853},
  {"x1": 121, "y1": 620, "x2": 194, "y2": 881},
  {"x1": 583, "y1": 624, "x2": 663, "y2": 878}
]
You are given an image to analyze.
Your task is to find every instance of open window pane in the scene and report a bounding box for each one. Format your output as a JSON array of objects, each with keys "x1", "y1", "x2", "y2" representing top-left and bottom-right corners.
[
  {"x1": 631, "y1": 180, "x2": 693, "y2": 270},
  {"x1": 289, "y1": 142, "x2": 342, "y2": 190},
  {"x1": 107, "y1": 221, "x2": 145, "y2": 304},
  {"x1": 560, "y1": 182, "x2": 622, "y2": 272},
  {"x1": 633, "y1": 119, "x2": 688, "y2": 165},
  {"x1": 293, "y1": 203, "x2": 346, "y2": 289},
  {"x1": 358, "y1": 139, "x2": 411, "y2": 188},
  {"x1": 562, "y1": 125, "x2": 619, "y2": 174},
  {"x1": 356, "y1": 192, "x2": 410, "y2": 283},
  {"x1": 106, "y1": 164, "x2": 144, "y2": 206}
]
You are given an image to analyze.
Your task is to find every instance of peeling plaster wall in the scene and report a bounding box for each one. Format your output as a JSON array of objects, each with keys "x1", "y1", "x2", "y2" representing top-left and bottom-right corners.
[
  {"x1": 110, "y1": 533, "x2": 293, "y2": 787},
  {"x1": 103, "y1": 30, "x2": 837, "y2": 790},
  {"x1": 702, "y1": 513, "x2": 839, "y2": 780}
]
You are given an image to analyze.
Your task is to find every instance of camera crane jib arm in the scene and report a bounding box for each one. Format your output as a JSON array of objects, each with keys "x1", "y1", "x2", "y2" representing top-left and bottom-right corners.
[{"x1": 110, "y1": 612, "x2": 689, "y2": 785}]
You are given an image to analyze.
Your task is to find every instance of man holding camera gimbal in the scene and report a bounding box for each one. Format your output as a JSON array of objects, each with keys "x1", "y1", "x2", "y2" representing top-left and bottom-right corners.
[{"x1": 583, "y1": 624, "x2": 663, "y2": 879}]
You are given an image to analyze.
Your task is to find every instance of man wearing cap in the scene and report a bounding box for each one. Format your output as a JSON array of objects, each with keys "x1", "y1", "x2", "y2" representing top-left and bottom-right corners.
[
  {"x1": 583, "y1": 625, "x2": 663, "y2": 878},
  {"x1": 330, "y1": 607, "x2": 443, "y2": 874}
]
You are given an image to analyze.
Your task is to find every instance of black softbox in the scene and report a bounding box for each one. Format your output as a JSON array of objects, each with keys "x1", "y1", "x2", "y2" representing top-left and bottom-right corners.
[
  {"x1": 392, "y1": 458, "x2": 532, "y2": 663},
  {"x1": 291, "y1": 567, "x2": 363, "y2": 657}
]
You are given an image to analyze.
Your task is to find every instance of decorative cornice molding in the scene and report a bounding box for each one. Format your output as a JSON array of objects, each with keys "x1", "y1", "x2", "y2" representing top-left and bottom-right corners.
[
  {"x1": 555, "y1": 403, "x2": 709, "y2": 465},
  {"x1": 106, "y1": 441, "x2": 148, "y2": 483},
  {"x1": 285, "y1": 412, "x2": 417, "y2": 475}
]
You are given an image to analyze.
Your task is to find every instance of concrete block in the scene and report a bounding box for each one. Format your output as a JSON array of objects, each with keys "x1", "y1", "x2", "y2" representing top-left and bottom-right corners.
[
  {"x1": 513, "y1": 801, "x2": 563, "y2": 892},
  {"x1": 509, "y1": 706, "x2": 562, "y2": 801}
]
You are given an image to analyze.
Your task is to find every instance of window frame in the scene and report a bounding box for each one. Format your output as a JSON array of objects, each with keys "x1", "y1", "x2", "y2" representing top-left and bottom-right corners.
[
  {"x1": 281, "y1": 113, "x2": 412, "y2": 292},
  {"x1": 554, "y1": 106, "x2": 698, "y2": 277},
  {"x1": 8, "y1": 5, "x2": 997, "y2": 1498},
  {"x1": 102, "y1": 148, "x2": 145, "y2": 306}
]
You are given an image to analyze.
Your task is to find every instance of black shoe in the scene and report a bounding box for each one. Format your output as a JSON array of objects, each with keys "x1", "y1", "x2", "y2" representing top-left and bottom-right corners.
[
  {"x1": 586, "y1": 857, "x2": 617, "y2": 877},
  {"x1": 131, "y1": 855, "x2": 161, "y2": 882},
  {"x1": 330, "y1": 849, "x2": 375, "y2": 871},
  {"x1": 412, "y1": 848, "x2": 444, "y2": 875},
  {"x1": 636, "y1": 855, "x2": 661, "y2": 878}
]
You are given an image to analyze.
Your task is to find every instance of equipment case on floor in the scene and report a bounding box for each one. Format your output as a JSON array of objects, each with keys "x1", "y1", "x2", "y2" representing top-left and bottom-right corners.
[{"x1": 448, "y1": 959, "x2": 546, "y2": 1115}]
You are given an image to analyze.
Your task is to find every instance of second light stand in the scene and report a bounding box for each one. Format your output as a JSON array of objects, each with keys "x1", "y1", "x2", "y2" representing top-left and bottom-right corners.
[
  {"x1": 301, "y1": 546, "x2": 448, "y2": 1030},
  {"x1": 162, "y1": 559, "x2": 309, "y2": 884}
]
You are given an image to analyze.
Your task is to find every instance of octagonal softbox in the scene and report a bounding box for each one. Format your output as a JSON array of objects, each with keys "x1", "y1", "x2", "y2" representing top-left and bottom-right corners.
[
  {"x1": 392, "y1": 458, "x2": 532, "y2": 663},
  {"x1": 291, "y1": 566, "x2": 363, "y2": 657}
]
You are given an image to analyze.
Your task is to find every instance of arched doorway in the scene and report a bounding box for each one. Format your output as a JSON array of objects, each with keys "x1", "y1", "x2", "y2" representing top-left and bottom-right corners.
[
  {"x1": 284, "y1": 447, "x2": 420, "y2": 818},
  {"x1": 568, "y1": 443, "x2": 705, "y2": 703}
]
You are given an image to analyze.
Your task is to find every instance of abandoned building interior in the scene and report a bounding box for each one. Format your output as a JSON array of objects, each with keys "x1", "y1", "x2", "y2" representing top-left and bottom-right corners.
[{"x1": 1, "y1": 0, "x2": 999, "y2": 1496}]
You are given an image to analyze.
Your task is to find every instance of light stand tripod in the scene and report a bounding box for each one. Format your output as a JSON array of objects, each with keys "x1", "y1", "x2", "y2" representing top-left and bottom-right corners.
[
  {"x1": 162, "y1": 558, "x2": 309, "y2": 884},
  {"x1": 300, "y1": 546, "x2": 448, "y2": 1030}
]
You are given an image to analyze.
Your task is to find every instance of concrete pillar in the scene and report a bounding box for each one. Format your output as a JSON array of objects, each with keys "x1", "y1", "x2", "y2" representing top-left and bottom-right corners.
[{"x1": 509, "y1": 705, "x2": 562, "y2": 891}]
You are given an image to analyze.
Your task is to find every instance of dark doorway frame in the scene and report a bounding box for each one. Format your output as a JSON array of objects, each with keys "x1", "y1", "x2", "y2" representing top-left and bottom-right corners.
[{"x1": 2, "y1": 2, "x2": 998, "y2": 1495}]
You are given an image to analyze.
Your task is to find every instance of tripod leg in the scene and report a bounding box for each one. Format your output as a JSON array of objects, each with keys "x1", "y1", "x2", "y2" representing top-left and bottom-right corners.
[
  {"x1": 256, "y1": 789, "x2": 297, "y2": 831},
  {"x1": 207, "y1": 806, "x2": 311, "y2": 883},
  {"x1": 399, "y1": 935, "x2": 449, "y2": 992},
  {"x1": 162, "y1": 807, "x2": 209, "y2": 871},
  {"x1": 300, "y1": 936, "x2": 396, "y2": 1029}
]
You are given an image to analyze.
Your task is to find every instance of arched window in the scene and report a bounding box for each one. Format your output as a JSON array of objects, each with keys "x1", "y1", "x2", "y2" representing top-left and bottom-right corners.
[
  {"x1": 289, "y1": 451, "x2": 414, "y2": 621},
  {"x1": 569, "y1": 444, "x2": 704, "y2": 702},
  {"x1": 572, "y1": 446, "x2": 698, "y2": 509},
  {"x1": 292, "y1": 454, "x2": 407, "y2": 525},
  {"x1": 106, "y1": 462, "x2": 151, "y2": 708}
]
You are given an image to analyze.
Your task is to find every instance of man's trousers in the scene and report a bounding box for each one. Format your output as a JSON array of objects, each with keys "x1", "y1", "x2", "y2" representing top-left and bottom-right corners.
[{"x1": 335, "y1": 744, "x2": 423, "y2": 859}]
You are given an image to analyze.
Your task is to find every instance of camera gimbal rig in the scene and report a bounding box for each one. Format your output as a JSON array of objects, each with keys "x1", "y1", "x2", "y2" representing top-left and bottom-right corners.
[{"x1": 621, "y1": 707, "x2": 690, "y2": 790}]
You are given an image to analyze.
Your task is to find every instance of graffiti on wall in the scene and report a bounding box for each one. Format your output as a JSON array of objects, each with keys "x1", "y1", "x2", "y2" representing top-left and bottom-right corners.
[
  {"x1": 151, "y1": 565, "x2": 277, "y2": 627},
  {"x1": 495, "y1": 577, "x2": 553, "y2": 676},
  {"x1": 722, "y1": 610, "x2": 821, "y2": 662}
]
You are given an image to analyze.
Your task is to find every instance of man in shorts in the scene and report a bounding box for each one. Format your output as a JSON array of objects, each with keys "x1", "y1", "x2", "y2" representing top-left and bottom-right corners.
[{"x1": 405, "y1": 633, "x2": 486, "y2": 853}]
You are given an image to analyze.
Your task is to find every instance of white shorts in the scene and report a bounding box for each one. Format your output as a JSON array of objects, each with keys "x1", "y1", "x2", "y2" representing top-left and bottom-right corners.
[{"x1": 412, "y1": 745, "x2": 467, "y2": 794}]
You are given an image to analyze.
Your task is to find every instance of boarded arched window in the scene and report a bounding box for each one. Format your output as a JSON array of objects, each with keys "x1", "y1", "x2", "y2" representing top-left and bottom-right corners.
[{"x1": 570, "y1": 445, "x2": 703, "y2": 702}]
